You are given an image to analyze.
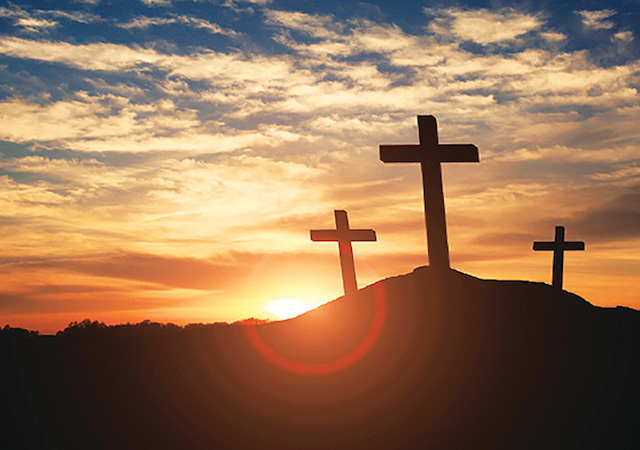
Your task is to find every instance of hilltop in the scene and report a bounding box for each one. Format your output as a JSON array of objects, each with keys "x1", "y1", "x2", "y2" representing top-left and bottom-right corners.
[{"x1": 2, "y1": 267, "x2": 639, "y2": 449}]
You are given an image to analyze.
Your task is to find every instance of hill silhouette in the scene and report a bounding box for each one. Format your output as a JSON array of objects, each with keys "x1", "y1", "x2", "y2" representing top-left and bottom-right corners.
[{"x1": 2, "y1": 267, "x2": 639, "y2": 449}]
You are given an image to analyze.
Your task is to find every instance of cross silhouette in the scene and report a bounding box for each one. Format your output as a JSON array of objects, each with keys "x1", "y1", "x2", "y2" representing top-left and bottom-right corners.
[
  {"x1": 310, "y1": 210, "x2": 376, "y2": 296},
  {"x1": 380, "y1": 115, "x2": 478, "y2": 269},
  {"x1": 533, "y1": 225, "x2": 585, "y2": 289}
]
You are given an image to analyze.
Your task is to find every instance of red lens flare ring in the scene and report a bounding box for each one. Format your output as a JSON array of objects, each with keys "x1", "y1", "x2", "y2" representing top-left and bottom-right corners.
[{"x1": 244, "y1": 284, "x2": 388, "y2": 375}]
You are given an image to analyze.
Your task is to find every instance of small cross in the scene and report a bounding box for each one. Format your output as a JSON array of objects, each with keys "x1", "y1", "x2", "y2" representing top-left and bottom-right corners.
[
  {"x1": 533, "y1": 225, "x2": 585, "y2": 289},
  {"x1": 380, "y1": 115, "x2": 478, "y2": 269},
  {"x1": 310, "y1": 210, "x2": 377, "y2": 296}
]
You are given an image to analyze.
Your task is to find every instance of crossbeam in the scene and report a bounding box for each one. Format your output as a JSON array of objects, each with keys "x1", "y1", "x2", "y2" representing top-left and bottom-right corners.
[
  {"x1": 380, "y1": 115, "x2": 478, "y2": 269},
  {"x1": 310, "y1": 210, "x2": 376, "y2": 296},
  {"x1": 533, "y1": 225, "x2": 585, "y2": 289}
]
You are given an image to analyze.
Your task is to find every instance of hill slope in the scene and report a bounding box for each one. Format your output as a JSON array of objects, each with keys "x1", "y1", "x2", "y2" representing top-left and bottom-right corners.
[{"x1": 2, "y1": 267, "x2": 639, "y2": 449}]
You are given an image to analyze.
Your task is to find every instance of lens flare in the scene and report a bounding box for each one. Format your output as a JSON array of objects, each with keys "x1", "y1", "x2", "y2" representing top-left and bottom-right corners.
[{"x1": 245, "y1": 285, "x2": 387, "y2": 376}]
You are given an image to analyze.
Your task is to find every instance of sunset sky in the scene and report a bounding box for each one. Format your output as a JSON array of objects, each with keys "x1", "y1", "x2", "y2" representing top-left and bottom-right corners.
[{"x1": 0, "y1": 0, "x2": 638, "y2": 333}]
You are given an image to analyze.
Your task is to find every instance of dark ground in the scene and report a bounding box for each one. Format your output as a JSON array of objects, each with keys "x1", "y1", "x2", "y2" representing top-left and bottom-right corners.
[{"x1": 2, "y1": 267, "x2": 639, "y2": 449}]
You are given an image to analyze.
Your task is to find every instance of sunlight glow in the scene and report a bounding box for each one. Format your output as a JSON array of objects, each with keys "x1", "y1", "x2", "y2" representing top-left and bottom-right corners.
[{"x1": 265, "y1": 298, "x2": 313, "y2": 319}]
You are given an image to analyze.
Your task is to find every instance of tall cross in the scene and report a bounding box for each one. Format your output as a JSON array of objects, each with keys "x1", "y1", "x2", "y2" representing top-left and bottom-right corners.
[
  {"x1": 533, "y1": 225, "x2": 585, "y2": 289},
  {"x1": 380, "y1": 115, "x2": 478, "y2": 269},
  {"x1": 310, "y1": 210, "x2": 376, "y2": 296}
]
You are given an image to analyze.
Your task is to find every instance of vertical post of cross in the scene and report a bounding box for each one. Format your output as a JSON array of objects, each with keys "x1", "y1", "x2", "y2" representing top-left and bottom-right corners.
[
  {"x1": 418, "y1": 116, "x2": 449, "y2": 269},
  {"x1": 380, "y1": 115, "x2": 479, "y2": 270},
  {"x1": 533, "y1": 225, "x2": 585, "y2": 289},
  {"x1": 310, "y1": 210, "x2": 377, "y2": 296},
  {"x1": 552, "y1": 226, "x2": 565, "y2": 289},
  {"x1": 334, "y1": 211, "x2": 358, "y2": 295}
]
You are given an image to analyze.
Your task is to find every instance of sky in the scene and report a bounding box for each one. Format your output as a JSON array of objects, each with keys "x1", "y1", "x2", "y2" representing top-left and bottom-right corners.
[{"x1": 0, "y1": 0, "x2": 638, "y2": 333}]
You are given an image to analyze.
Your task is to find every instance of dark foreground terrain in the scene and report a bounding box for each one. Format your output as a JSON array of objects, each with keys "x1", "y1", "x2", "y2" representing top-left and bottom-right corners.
[{"x1": 2, "y1": 267, "x2": 639, "y2": 449}]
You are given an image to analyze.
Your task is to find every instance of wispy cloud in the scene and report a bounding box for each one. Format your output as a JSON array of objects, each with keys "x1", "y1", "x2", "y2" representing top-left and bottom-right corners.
[
  {"x1": 0, "y1": 4, "x2": 101, "y2": 32},
  {"x1": 141, "y1": 0, "x2": 171, "y2": 6},
  {"x1": 0, "y1": 151, "x2": 326, "y2": 258},
  {"x1": 0, "y1": 6, "x2": 58, "y2": 32},
  {"x1": 118, "y1": 16, "x2": 175, "y2": 29},
  {"x1": 119, "y1": 14, "x2": 239, "y2": 36},
  {"x1": 567, "y1": 185, "x2": 640, "y2": 240},
  {"x1": 579, "y1": 10, "x2": 616, "y2": 30}
]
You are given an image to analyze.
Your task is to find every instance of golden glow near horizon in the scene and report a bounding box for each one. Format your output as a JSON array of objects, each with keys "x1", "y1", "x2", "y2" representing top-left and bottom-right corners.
[
  {"x1": 0, "y1": 3, "x2": 638, "y2": 333},
  {"x1": 265, "y1": 299, "x2": 314, "y2": 320}
]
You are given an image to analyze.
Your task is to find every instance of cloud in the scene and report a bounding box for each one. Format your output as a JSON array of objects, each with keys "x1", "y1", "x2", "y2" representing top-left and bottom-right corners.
[
  {"x1": 118, "y1": 16, "x2": 176, "y2": 29},
  {"x1": 0, "y1": 36, "x2": 302, "y2": 89},
  {"x1": 179, "y1": 16, "x2": 239, "y2": 35},
  {"x1": 486, "y1": 144, "x2": 640, "y2": 164},
  {"x1": 591, "y1": 166, "x2": 640, "y2": 186},
  {"x1": 0, "y1": 37, "x2": 161, "y2": 71},
  {"x1": 540, "y1": 31, "x2": 566, "y2": 42},
  {"x1": 0, "y1": 284, "x2": 133, "y2": 313},
  {"x1": 119, "y1": 14, "x2": 239, "y2": 36},
  {"x1": 43, "y1": 9, "x2": 101, "y2": 24},
  {"x1": 0, "y1": 5, "x2": 57, "y2": 32},
  {"x1": 579, "y1": 10, "x2": 616, "y2": 30},
  {"x1": 0, "y1": 11, "x2": 637, "y2": 176},
  {"x1": 15, "y1": 17, "x2": 58, "y2": 32},
  {"x1": 261, "y1": 10, "x2": 638, "y2": 121},
  {"x1": 5, "y1": 251, "x2": 342, "y2": 295},
  {"x1": 0, "y1": 17, "x2": 636, "y2": 125},
  {"x1": 142, "y1": 0, "x2": 171, "y2": 6},
  {"x1": 0, "y1": 37, "x2": 163, "y2": 71},
  {"x1": 427, "y1": 8, "x2": 543, "y2": 44},
  {"x1": 0, "y1": 150, "x2": 327, "y2": 265},
  {"x1": 0, "y1": 94, "x2": 253, "y2": 154},
  {"x1": 39, "y1": 253, "x2": 242, "y2": 290},
  {"x1": 0, "y1": 4, "x2": 101, "y2": 32},
  {"x1": 1, "y1": 10, "x2": 636, "y2": 220},
  {"x1": 612, "y1": 31, "x2": 634, "y2": 43},
  {"x1": 265, "y1": 10, "x2": 344, "y2": 39},
  {"x1": 567, "y1": 185, "x2": 640, "y2": 241},
  {"x1": 0, "y1": 94, "x2": 304, "y2": 153}
]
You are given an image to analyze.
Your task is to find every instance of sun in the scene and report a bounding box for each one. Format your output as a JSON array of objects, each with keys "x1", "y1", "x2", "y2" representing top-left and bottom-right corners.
[{"x1": 265, "y1": 298, "x2": 313, "y2": 320}]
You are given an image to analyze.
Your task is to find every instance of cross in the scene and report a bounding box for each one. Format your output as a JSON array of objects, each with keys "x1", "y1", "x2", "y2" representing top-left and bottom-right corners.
[
  {"x1": 310, "y1": 210, "x2": 376, "y2": 296},
  {"x1": 380, "y1": 115, "x2": 478, "y2": 269},
  {"x1": 533, "y1": 225, "x2": 585, "y2": 290}
]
